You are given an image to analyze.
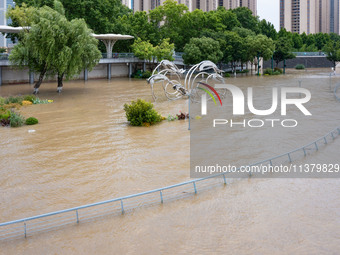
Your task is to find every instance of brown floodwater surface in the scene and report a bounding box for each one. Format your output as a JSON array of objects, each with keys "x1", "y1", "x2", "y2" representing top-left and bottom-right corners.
[{"x1": 0, "y1": 71, "x2": 340, "y2": 254}]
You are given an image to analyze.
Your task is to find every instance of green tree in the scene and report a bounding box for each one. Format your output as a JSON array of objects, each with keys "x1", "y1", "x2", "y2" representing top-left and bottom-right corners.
[
  {"x1": 114, "y1": 11, "x2": 159, "y2": 52},
  {"x1": 232, "y1": 27, "x2": 255, "y2": 38},
  {"x1": 273, "y1": 37, "x2": 296, "y2": 67},
  {"x1": 248, "y1": 34, "x2": 275, "y2": 74},
  {"x1": 183, "y1": 37, "x2": 222, "y2": 65},
  {"x1": 231, "y1": 7, "x2": 259, "y2": 33},
  {"x1": 149, "y1": 0, "x2": 188, "y2": 48},
  {"x1": 223, "y1": 31, "x2": 246, "y2": 70},
  {"x1": 324, "y1": 41, "x2": 340, "y2": 69},
  {"x1": 315, "y1": 33, "x2": 330, "y2": 50},
  {"x1": 9, "y1": 4, "x2": 101, "y2": 93},
  {"x1": 205, "y1": 7, "x2": 240, "y2": 32},
  {"x1": 131, "y1": 38, "x2": 174, "y2": 69},
  {"x1": 292, "y1": 33, "x2": 303, "y2": 50},
  {"x1": 176, "y1": 9, "x2": 207, "y2": 51},
  {"x1": 14, "y1": 0, "x2": 131, "y2": 34},
  {"x1": 258, "y1": 19, "x2": 277, "y2": 40},
  {"x1": 54, "y1": 18, "x2": 102, "y2": 89}
]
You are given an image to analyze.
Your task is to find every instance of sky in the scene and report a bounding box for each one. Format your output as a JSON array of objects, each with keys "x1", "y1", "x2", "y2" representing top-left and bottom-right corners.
[{"x1": 257, "y1": 0, "x2": 280, "y2": 31}]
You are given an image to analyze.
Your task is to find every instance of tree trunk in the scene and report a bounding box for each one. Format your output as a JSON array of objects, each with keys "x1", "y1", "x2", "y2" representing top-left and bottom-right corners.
[
  {"x1": 57, "y1": 72, "x2": 64, "y2": 93},
  {"x1": 33, "y1": 66, "x2": 47, "y2": 94}
]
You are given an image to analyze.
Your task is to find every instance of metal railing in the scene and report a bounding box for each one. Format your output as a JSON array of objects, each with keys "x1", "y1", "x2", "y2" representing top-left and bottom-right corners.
[
  {"x1": 0, "y1": 53, "x2": 9, "y2": 60},
  {"x1": 1, "y1": 125, "x2": 340, "y2": 241},
  {"x1": 293, "y1": 52, "x2": 326, "y2": 57},
  {"x1": 101, "y1": 52, "x2": 135, "y2": 59}
]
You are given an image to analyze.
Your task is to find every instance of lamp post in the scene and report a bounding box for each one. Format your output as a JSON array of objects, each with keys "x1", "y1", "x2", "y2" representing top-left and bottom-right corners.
[{"x1": 257, "y1": 53, "x2": 260, "y2": 76}]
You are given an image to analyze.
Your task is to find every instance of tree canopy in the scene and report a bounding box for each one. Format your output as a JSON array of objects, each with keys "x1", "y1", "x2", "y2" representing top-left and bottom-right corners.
[
  {"x1": 183, "y1": 37, "x2": 223, "y2": 65},
  {"x1": 131, "y1": 38, "x2": 174, "y2": 69},
  {"x1": 8, "y1": 2, "x2": 101, "y2": 92},
  {"x1": 324, "y1": 41, "x2": 340, "y2": 68},
  {"x1": 273, "y1": 37, "x2": 296, "y2": 67}
]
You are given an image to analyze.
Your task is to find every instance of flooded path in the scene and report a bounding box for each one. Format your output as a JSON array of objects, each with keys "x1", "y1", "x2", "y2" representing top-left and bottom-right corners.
[{"x1": 0, "y1": 71, "x2": 340, "y2": 254}]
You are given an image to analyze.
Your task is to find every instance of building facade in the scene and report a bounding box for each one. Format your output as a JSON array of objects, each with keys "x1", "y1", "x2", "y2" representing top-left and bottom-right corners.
[
  {"x1": 0, "y1": 0, "x2": 15, "y2": 48},
  {"x1": 280, "y1": 0, "x2": 340, "y2": 34},
  {"x1": 124, "y1": 0, "x2": 257, "y2": 16}
]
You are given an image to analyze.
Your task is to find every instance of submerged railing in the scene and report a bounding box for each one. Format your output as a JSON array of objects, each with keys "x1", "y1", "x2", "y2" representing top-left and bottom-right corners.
[
  {"x1": 334, "y1": 82, "x2": 340, "y2": 102},
  {"x1": 1, "y1": 125, "x2": 340, "y2": 241}
]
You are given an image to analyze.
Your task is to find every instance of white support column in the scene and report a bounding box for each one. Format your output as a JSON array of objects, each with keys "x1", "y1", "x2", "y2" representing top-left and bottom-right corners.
[
  {"x1": 29, "y1": 70, "x2": 34, "y2": 84},
  {"x1": 101, "y1": 39, "x2": 117, "y2": 59},
  {"x1": 107, "y1": 63, "x2": 111, "y2": 80},
  {"x1": 129, "y1": 63, "x2": 132, "y2": 78}
]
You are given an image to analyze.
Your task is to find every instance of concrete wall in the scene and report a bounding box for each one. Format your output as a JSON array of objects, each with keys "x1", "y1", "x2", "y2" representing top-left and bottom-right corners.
[
  {"x1": 0, "y1": 63, "x2": 130, "y2": 85},
  {"x1": 263, "y1": 56, "x2": 334, "y2": 69}
]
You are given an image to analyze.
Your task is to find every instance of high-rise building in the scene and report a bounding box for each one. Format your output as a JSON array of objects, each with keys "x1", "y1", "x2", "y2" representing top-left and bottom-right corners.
[
  {"x1": 124, "y1": 0, "x2": 257, "y2": 16},
  {"x1": 0, "y1": 0, "x2": 15, "y2": 48},
  {"x1": 280, "y1": 0, "x2": 340, "y2": 34}
]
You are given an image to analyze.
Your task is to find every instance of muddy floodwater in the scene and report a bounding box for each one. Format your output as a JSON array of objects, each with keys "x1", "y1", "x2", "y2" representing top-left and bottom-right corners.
[{"x1": 1, "y1": 70, "x2": 340, "y2": 254}]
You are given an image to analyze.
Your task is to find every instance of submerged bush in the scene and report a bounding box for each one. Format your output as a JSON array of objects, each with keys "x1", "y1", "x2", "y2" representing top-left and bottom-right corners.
[
  {"x1": 2, "y1": 103, "x2": 21, "y2": 110},
  {"x1": 32, "y1": 98, "x2": 53, "y2": 104},
  {"x1": 295, "y1": 64, "x2": 305, "y2": 70},
  {"x1": 23, "y1": 95, "x2": 37, "y2": 103},
  {"x1": 0, "y1": 107, "x2": 11, "y2": 126},
  {"x1": 263, "y1": 68, "x2": 273, "y2": 75},
  {"x1": 9, "y1": 111, "x2": 25, "y2": 127},
  {"x1": 124, "y1": 99, "x2": 162, "y2": 126},
  {"x1": 25, "y1": 117, "x2": 39, "y2": 125},
  {"x1": 274, "y1": 67, "x2": 283, "y2": 73},
  {"x1": 0, "y1": 97, "x2": 5, "y2": 105},
  {"x1": 5, "y1": 96, "x2": 23, "y2": 105}
]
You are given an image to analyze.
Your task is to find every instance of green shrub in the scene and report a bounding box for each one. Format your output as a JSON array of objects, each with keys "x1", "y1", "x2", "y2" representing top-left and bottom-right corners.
[
  {"x1": 9, "y1": 111, "x2": 25, "y2": 127},
  {"x1": 263, "y1": 68, "x2": 273, "y2": 75},
  {"x1": 236, "y1": 69, "x2": 249, "y2": 74},
  {"x1": 32, "y1": 98, "x2": 51, "y2": 104},
  {"x1": 25, "y1": 117, "x2": 39, "y2": 125},
  {"x1": 167, "y1": 114, "x2": 177, "y2": 121},
  {"x1": 0, "y1": 97, "x2": 5, "y2": 105},
  {"x1": 0, "y1": 48, "x2": 6, "y2": 53},
  {"x1": 5, "y1": 96, "x2": 23, "y2": 105},
  {"x1": 295, "y1": 64, "x2": 305, "y2": 70},
  {"x1": 274, "y1": 67, "x2": 283, "y2": 73},
  {"x1": 141, "y1": 70, "x2": 152, "y2": 79},
  {"x1": 0, "y1": 108, "x2": 10, "y2": 120},
  {"x1": 224, "y1": 73, "x2": 231, "y2": 78},
  {"x1": 273, "y1": 71, "x2": 281, "y2": 75},
  {"x1": 124, "y1": 99, "x2": 162, "y2": 126},
  {"x1": 23, "y1": 95, "x2": 37, "y2": 103}
]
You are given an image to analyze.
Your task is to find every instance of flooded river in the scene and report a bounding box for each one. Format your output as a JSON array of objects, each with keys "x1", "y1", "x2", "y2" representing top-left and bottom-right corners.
[{"x1": 0, "y1": 70, "x2": 340, "y2": 254}]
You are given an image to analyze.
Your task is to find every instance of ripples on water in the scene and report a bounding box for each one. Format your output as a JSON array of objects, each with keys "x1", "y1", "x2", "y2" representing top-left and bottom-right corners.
[{"x1": 0, "y1": 71, "x2": 339, "y2": 254}]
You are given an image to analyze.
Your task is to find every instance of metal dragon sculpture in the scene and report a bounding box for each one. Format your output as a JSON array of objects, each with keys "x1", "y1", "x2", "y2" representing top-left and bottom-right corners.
[{"x1": 147, "y1": 60, "x2": 227, "y2": 102}]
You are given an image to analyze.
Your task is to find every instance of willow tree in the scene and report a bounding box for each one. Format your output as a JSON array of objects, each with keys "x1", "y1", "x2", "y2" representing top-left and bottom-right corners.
[{"x1": 8, "y1": 2, "x2": 101, "y2": 94}]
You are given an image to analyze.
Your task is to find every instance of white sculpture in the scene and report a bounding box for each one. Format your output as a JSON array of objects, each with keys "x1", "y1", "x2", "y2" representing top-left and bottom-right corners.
[{"x1": 147, "y1": 60, "x2": 227, "y2": 102}]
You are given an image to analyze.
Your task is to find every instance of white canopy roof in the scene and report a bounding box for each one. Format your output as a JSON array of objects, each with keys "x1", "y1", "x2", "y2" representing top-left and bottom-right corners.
[
  {"x1": 0, "y1": 25, "x2": 29, "y2": 33},
  {"x1": 92, "y1": 34, "x2": 134, "y2": 40},
  {"x1": 0, "y1": 26, "x2": 134, "y2": 41}
]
